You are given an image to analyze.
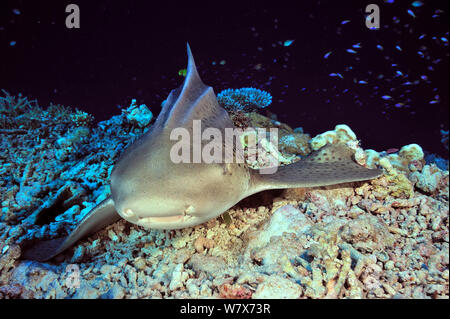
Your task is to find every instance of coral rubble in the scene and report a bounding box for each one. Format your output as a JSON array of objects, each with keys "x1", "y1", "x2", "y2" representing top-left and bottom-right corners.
[{"x1": 0, "y1": 92, "x2": 448, "y2": 299}]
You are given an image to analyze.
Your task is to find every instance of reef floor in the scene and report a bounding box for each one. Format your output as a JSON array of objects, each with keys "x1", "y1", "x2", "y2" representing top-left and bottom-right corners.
[{"x1": 0, "y1": 92, "x2": 448, "y2": 299}]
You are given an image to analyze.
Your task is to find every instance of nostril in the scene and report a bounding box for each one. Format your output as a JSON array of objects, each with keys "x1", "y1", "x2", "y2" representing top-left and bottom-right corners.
[{"x1": 122, "y1": 208, "x2": 135, "y2": 218}]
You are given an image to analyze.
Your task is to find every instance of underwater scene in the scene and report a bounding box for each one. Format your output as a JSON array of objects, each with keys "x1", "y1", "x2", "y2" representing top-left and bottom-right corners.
[{"x1": 0, "y1": 1, "x2": 448, "y2": 301}]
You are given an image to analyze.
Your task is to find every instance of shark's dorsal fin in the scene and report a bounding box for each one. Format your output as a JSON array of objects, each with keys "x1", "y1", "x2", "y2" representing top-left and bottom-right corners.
[{"x1": 155, "y1": 43, "x2": 235, "y2": 133}]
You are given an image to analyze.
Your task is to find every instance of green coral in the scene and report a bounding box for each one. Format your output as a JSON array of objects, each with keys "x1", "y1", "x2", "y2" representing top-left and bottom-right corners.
[{"x1": 71, "y1": 109, "x2": 94, "y2": 127}]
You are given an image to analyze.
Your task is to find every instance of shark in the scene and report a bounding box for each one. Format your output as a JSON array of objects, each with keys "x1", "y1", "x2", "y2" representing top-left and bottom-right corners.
[{"x1": 22, "y1": 44, "x2": 383, "y2": 261}]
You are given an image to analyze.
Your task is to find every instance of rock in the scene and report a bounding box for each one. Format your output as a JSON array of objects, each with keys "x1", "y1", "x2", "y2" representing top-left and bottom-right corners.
[
  {"x1": 339, "y1": 215, "x2": 394, "y2": 253},
  {"x1": 188, "y1": 254, "x2": 227, "y2": 276},
  {"x1": 101, "y1": 284, "x2": 126, "y2": 299},
  {"x1": 250, "y1": 233, "x2": 304, "y2": 274},
  {"x1": 73, "y1": 281, "x2": 102, "y2": 299},
  {"x1": 169, "y1": 264, "x2": 189, "y2": 290},
  {"x1": 252, "y1": 276, "x2": 302, "y2": 299},
  {"x1": 15, "y1": 186, "x2": 38, "y2": 208},
  {"x1": 0, "y1": 244, "x2": 21, "y2": 283},
  {"x1": 410, "y1": 164, "x2": 447, "y2": 194},
  {"x1": 248, "y1": 205, "x2": 312, "y2": 249},
  {"x1": 194, "y1": 236, "x2": 214, "y2": 253},
  {"x1": 100, "y1": 264, "x2": 120, "y2": 275}
]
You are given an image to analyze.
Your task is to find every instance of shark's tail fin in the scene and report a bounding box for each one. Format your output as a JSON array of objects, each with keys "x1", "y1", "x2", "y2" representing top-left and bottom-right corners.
[
  {"x1": 251, "y1": 143, "x2": 383, "y2": 192},
  {"x1": 22, "y1": 197, "x2": 120, "y2": 262}
]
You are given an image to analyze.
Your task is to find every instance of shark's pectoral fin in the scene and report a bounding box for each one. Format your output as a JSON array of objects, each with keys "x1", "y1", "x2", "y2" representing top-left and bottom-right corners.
[
  {"x1": 251, "y1": 143, "x2": 383, "y2": 191},
  {"x1": 22, "y1": 196, "x2": 121, "y2": 262},
  {"x1": 21, "y1": 236, "x2": 69, "y2": 262}
]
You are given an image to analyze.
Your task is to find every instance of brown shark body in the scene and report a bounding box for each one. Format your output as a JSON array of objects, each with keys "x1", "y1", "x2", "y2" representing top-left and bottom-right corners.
[{"x1": 22, "y1": 44, "x2": 382, "y2": 261}]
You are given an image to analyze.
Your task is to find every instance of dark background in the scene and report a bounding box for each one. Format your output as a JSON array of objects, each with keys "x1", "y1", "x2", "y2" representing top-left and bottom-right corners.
[{"x1": 0, "y1": 0, "x2": 448, "y2": 157}]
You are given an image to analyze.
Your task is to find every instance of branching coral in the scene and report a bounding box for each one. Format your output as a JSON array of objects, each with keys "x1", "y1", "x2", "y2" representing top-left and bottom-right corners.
[
  {"x1": 217, "y1": 88, "x2": 272, "y2": 111},
  {"x1": 0, "y1": 90, "x2": 37, "y2": 116},
  {"x1": 71, "y1": 109, "x2": 94, "y2": 127},
  {"x1": 0, "y1": 90, "x2": 40, "y2": 129}
]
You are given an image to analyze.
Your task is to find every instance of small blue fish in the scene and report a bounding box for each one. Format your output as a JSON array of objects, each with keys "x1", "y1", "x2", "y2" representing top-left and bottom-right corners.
[
  {"x1": 358, "y1": 80, "x2": 368, "y2": 84},
  {"x1": 429, "y1": 100, "x2": 439, "y2": 104},
  {"x1": 419, "y1": 34, "x2": 426, "y2": 39},
  {"x1": 395, "y1": 70, "x2": 403, "y2": 77},
  {"x1": 352, "y1": 43, "x2": 361, "y2": 49},
  {"x1": 12, "y1": 9, "x2": 21, "y2": 15},
  {"x1": 283, "y1": 40, "x2": 295, "y2": 47},
  {"x1": 407, "y1": 9, "x2": 416, "y2": 18},
  {"x1": 396, "y1": 45, "x2": 402, "y2": 51},
  {"x1": 329, "y1": 73, "x2": 344, "y2": 79},
  {"x1": 417, "y1": 51, "x2": 424, "y2": 57},
  {"x1": 381, "y1": 95, "x2": 392, "y2": 100},
  {"x1": 10, "y1": 41, "x2": 16, "y2": 46},
  {"x1": 324, "y1": 51, "x2": 333, "y2": 59},
  {"x1": 412, "y1": 1, "x2": 423, "y2": 7},
  {"x1": 376, "y1": 44, "x2": 384, "y2": 50},
  {"x1": 420, "y1": 75, "x2": 428, "y2": 81},
  {"x1": 441, "y1": 37, "x2": 448, "y2": 43},
  {"x1": 346, "y1": 49, "x2": 357, "y2": 54},
  {"x1": 341, "y1": 20, "x2": 350, "y2": 25}
]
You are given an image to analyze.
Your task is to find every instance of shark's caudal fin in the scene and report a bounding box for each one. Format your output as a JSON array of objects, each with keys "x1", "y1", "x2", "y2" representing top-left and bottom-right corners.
[
  {"x1": 22, "y1": 197, "x2": 120, "y2": 262},
  {"x1": 251, "y1": 143, "x2": 383, "y2": 192}
]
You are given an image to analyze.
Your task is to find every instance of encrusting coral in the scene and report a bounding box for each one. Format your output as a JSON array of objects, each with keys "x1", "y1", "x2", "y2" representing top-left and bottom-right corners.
[{"x1": 0, "y1": 91, "x2": 448, "y2": 299}]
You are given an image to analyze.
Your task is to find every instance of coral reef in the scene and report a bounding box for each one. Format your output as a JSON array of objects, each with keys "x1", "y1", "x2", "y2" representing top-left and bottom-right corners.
[
  {"x1": 71, "y1": 109, "x2": 94, "y2": 128},
  {"x1": 309, "y1": 124, "x2": 357, "y2": 151},
  {"x1": 0, "y1": 92, "x2": 448, "y2": 299},
  {"x1": 217, "y1": 88, "x2": 272, "y2": 112},
  {"x1": 123, "y1": 99, "x2": 153, "y2": 128}
]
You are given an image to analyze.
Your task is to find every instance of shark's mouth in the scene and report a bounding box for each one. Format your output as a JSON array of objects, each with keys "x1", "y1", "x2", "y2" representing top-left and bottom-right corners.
[
  {"x1": 140, "y1": 215, "x2": 187, "y2": 223},
  {"x1": 137, "y1": 213, "x2": 195, "y2": 226},
  {"x1": 120, "y1": 207, "x2": 198, "y2": 228}
]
